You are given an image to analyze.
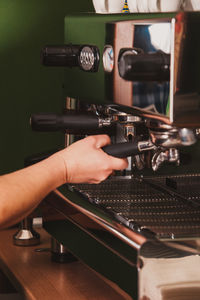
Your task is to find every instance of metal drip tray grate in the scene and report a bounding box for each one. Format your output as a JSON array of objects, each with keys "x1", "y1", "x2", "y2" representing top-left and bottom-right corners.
[{"x1": 71, "y1": 174, "x2": 200, "y2": 239}]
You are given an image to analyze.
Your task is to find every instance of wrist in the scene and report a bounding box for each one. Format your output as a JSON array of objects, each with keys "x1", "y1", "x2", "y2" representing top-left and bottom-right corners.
[{"x1": 44, "y1": 152, "x2": 67, "y2": 188}]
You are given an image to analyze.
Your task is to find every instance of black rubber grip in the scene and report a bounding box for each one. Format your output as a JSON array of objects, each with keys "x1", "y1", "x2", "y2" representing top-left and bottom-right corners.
[
  {"x1": 41, "y1": 45, "x2": 80, "y2": 67},
  {"x1": 30, "y1": 113, "x2": 99, "y2": 132},
  {"x1": 102, "y1": 142, "x2": 139, "y2": 158},
  {"x1": 118, "y1": 49, "x2": 170, "y2": 82}
]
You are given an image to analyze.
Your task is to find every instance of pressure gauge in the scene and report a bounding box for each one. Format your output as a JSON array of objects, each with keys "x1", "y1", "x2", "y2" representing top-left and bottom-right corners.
[{"x1": 103, "y1": 46, "x2": 114, "y2": 73}]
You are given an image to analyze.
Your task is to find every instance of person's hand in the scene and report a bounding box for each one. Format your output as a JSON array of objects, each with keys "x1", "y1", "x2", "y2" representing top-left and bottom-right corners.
[{"x1": 56, "y1": 135, "x2": 128, "y2": 184}]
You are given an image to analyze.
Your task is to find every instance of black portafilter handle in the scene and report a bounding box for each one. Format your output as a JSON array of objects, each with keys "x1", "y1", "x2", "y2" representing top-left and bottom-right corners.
[
  {"x1": 118, "y1": 48, "x2": 170, "y2": 82},
  {"x1": 41, "y1": 45, "x2": 80, "y2": 67},
  {"x1": 102, "y1": 142, "x2": 140, "y2": 158},
  {"x1": 30, "y1": 113, "x2": 100, "y2": 133}
]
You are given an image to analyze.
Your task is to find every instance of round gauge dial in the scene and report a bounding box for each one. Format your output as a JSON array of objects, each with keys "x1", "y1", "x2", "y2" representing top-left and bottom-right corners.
[{"x1": 103, "y1": 46, "x2": 114, "y2": 73}]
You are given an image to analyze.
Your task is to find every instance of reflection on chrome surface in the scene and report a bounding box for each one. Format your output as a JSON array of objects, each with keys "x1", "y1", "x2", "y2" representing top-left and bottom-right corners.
[{"x1": 131, "y1": 24, "x2": 171, "y2": 116}]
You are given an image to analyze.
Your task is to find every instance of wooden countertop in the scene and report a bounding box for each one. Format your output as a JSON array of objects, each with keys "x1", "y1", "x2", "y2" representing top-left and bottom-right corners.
[{"x1": 0, "y1": 227, "x2": 132, "y2": 300}]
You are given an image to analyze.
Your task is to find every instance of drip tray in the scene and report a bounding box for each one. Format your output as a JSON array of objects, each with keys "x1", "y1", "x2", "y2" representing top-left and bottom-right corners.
[{"x1": 71, "y1": 174, "x2": 200, "y2": 239}]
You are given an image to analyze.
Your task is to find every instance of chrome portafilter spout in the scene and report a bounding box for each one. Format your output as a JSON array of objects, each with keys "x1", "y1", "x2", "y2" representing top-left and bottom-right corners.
[
  {"x1": 147, "y1": 121, "x2": 197, "y2": 171},
  {"x1": 151, "y1": 148, "x2": 180, "y2": 172}
]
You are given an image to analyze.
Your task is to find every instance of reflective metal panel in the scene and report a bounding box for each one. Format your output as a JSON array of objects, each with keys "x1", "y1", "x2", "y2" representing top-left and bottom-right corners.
[{"x1": 64, "y1": 13, "x2": 200, "y2": 127}]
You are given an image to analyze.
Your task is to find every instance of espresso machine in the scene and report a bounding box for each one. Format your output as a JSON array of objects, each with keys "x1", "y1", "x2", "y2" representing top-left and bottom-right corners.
[{"x1": 30, "y1": 11, "x2": 200, "y2": 300}]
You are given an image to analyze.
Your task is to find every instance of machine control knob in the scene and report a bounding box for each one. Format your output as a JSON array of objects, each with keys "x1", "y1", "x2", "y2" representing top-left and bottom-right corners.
[
  {"x1": 79, "y1": 46, "x2": 99, "y2": 72},
  {"x1": 41, "y1": 44, "x2": 99, "y2": 72},
  {"x1": 118, "y1": 48, "x2": 170, "y2": 82},
  {"x1": 42, "y1": 45, "x2": 80, "y2": 67}
]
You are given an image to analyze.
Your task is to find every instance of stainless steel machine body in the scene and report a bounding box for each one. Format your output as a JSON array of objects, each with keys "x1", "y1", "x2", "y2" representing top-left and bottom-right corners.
[{"x1": 32, "y1": 12, "x2": 200, "y2": 300}]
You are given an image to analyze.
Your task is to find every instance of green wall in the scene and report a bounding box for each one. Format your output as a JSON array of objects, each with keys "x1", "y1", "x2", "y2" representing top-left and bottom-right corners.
[{"x1": 0, "y1": 0, "x2": 93, "y2": 174}]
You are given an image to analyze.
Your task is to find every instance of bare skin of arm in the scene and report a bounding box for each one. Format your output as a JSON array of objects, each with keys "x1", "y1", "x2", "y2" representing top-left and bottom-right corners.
[{"x1": 0, "y1": 135, "x2": 128, "y2": 229}]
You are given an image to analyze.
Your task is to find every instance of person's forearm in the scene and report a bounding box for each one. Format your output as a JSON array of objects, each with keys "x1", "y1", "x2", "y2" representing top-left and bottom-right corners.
[
  {"x1": 0, "y1": 154, "x2": 65, "y2": 229},
  {"x1": 0, "y1": 135, "x2": 128, "y2": 229}
]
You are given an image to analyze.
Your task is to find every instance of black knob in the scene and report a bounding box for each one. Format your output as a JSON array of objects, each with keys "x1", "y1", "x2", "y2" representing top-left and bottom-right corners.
[
  {"x1": 118, "y1": 48, "x2": 170, "y2": 82},
  {"x1": 41, "y1": 45, "x2": 80, "y2": 67},
  {"x1": 41, "y1": 44, "x2": 100, "y2": 72}
]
